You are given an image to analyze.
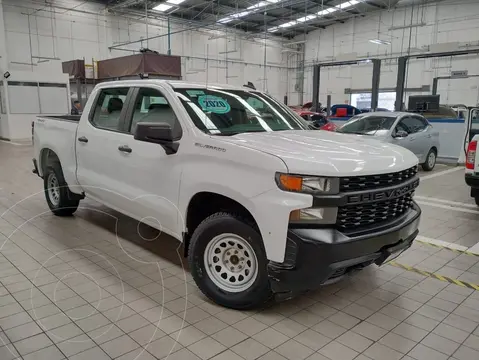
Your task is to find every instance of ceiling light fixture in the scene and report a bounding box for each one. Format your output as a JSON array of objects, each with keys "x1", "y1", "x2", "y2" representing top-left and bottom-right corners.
[
  {"x1": 369, "y1": 39, "x2": 391, "y2": 45},
  {"x1": 218, "y1": 17, "x2": 234, "y2": 24},
  {"x1": 337, "y1": 0, "x2": 360, "y2": 9},
  {"x1": 218, "y1": 0, "x2": 282, "y2": 24},
  {"x1": 247, "y1": 1, "x2": 269, "y2": 10},
  {"x1": 271, "y1": 0, "x2": 361, "y2": 32},
  {"x1": 153, "y1": 3, "x2": 173, "y2": 11},
  {"x1": 166, "y1": 0, "x2": 186, "y2": 4},
  {"x1": 297, "y1": 15, "x2": 317, "y2": 22}
]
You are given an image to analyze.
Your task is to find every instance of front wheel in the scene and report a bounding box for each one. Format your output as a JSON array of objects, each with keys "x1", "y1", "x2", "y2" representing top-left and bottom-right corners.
[
  {"x1": 188, "y1": 212, "x2": 271, "y2": 310},
  {"x1": 422, "y1": 149, "x2": 437, "y2": 171},
  {"x1": 44, "y1": 164, "x2": 79, "y2": 216}
]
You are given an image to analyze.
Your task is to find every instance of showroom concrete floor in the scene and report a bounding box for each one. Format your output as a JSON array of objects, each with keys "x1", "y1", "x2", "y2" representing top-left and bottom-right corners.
[{"x1": 0, "y1": 142, "x2": 479, "y2": 360}]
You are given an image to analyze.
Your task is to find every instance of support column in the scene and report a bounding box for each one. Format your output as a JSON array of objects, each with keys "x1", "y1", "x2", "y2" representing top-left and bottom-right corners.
[
  {"x1": 312, "y1": 65, "x2": 320, "y2": 112},
  {"x1": 371, "y1": 59, "x2": 381, "y2": 112},
  {"x1": 395, "y1": 56, "x2": 408, "y2": 111},
  {"x1": 0, "y1": 0, "x2": 10, "y2": 140},
  {"x1": 432, "y1": 77, "x2": 438, "y2": 95},
  {"x1": 326, "y1": 94, "x2": 332, "y2": 116}
]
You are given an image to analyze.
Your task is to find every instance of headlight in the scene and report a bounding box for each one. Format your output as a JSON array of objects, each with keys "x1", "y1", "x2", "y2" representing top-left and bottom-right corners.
[
  {"x1": 275, "y1": 173, "x2": 339, "y2": 224},
  {"x1": 276, "y1": 173, "x2": 339, "y2": 194}
]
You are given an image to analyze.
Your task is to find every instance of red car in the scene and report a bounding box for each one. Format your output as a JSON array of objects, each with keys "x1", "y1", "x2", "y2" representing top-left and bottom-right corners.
[{"x1": 292, "y1": 109, "x2": 338, "y2": 131}]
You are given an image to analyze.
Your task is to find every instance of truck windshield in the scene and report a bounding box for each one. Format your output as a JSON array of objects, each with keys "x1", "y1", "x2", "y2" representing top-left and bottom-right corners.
[
  {"x1": 175, "y1": 88, "x2": 309, "y2": 135},
  {"x1": 337, "y1": 115, "x2": 397, "y2": 135}
]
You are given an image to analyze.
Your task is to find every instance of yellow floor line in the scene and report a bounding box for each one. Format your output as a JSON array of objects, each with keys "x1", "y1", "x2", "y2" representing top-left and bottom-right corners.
[{"x1": 389, "y1": 261, "x2": 479, "y2": 291}]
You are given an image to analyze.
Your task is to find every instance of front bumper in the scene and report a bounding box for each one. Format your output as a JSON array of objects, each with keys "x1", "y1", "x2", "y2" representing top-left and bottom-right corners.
[{"x1": 268, "y1": 202, "x2": 421, "y2": 301}]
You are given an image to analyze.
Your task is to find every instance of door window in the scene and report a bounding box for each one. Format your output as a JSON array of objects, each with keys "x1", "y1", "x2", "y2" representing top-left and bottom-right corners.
[
  {"x1": 471, "y1": 109, "x2": 479, "y2": 130},
  {"x1": 90, "y1": 88, "x2": 129, "y2": 131},
  {"x1": 398, "y1": 116, "x2": 428, "y2": 134},
  {"x1": 129, "y1": 88, "x2": 182, "y2": 139}
]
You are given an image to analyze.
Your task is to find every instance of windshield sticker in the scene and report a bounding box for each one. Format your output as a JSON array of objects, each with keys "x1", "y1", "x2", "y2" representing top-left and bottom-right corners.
[
  {"x1": 186, "y1": 90, "x2": 205, "y2": 97},
  {"x1": 198, "y1": 95, "x2": 231, "y2": 114}
]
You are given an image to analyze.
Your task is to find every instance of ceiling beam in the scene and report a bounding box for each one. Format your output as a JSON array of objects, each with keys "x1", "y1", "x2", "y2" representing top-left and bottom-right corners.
[{"x1": 363, "y1": 1, "x2": 388, "y2": 9}]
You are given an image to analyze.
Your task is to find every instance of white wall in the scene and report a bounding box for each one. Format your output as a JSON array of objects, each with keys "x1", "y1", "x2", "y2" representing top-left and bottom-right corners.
[
  {"x1": 2, "y1": 0, "x2": 289, "y2": 100},
  {"x1": 291, "y1": 0, "x2": 479, "y2": 107}
]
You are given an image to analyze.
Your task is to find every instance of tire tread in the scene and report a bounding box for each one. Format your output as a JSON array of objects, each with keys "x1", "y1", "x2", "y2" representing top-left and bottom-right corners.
[
  {"x1": 187, "y1": 212, "x2": 271, "y2": 310},
  {"x1": 44, "y1": 164, "x2": 80, "y2": 216}
]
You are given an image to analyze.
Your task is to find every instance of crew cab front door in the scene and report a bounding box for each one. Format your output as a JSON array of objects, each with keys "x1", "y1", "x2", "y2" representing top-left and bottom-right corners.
[{"x1": 107, "y1": 86, "x2": 183, "y2": 238}]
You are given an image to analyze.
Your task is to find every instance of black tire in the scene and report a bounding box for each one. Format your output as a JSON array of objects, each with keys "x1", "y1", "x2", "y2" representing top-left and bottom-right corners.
[
  {"x1": 188, "y1": 212, "x2": 271, "y2": 310},
  {"x1": 44, "y1": 163, "x2": 80, "y2": 216},
  {"x1": 421, "y1": 148, "x2": 437, "y2": 171},
  {"x1": 475, "y1": 196, "x2": 479, "y2": 207}
]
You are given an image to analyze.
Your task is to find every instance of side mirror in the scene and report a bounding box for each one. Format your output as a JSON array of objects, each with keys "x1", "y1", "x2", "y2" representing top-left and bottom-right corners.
[
  {"x1": 134, "y1": 122, "x2": 179, "y2": 154},
  {"x1": 394, "y1": 130, "x2": 408, "y2": 138}
]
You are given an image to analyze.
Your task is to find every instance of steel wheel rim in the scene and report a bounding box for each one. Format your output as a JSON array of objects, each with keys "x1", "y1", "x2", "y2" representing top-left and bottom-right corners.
[
  {"x1": 428, "y1": 152, "x2": 436, "y2": 168},
  {"x1": 204, "y1": 233, "x2": 258, "y2": 293},
  {"x1": 47, "y1": 173, "x2": 60, "y2": 207}
]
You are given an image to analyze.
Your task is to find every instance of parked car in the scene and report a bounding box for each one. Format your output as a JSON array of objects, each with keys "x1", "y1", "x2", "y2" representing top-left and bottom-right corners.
[
  {"x1": 337, "y1": 112, "x2": 440, "y2": 171},
  {"x1": 33, "y1": 80, "x2": 421, "y2": 309},
  {"x1": 466, "y1": 134, "x2": 479, "y2": 206},
  {"x1": 360, "y1": 108, "x2": 391, "y2": 113},
  {"x1": 292, "y1": 109, "x2": 338, "y2": 131}
]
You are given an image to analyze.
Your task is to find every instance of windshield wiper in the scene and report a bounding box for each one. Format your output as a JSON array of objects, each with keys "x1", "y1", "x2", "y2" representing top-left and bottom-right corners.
[
  {"x1": 338, "y1": 130, "x2": 366, "y2": 135},
  {"x1": 371, "y1": 118, "x2": 387, "y2": 136}
]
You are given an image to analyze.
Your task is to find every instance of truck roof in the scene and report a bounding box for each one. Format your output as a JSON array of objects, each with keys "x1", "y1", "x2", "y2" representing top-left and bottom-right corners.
[{"x1": 95, "y1": 79, "x2": 254, "y2": 92}]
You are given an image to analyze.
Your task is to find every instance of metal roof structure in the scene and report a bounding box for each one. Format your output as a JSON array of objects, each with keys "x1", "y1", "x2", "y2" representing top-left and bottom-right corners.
[{"x1": 103, "y1": 0, "x2": 407, "y2": 38}]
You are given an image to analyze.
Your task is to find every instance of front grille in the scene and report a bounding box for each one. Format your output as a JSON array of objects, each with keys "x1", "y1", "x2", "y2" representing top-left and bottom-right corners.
[
  {"x1": 337, "y1": 192, "x2": 414, "y2": 231},
  {"x1": 340, "y1": 166, "x2": 418, "y2": 192}
]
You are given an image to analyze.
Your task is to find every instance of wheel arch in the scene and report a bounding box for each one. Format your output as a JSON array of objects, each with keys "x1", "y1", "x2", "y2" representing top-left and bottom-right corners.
[
  {"x1": 39, "y1": 148, "x2": 61, "y2": 176},
  {"x1": 183, "y1": 191, "x2": 260, "y2": 257}
]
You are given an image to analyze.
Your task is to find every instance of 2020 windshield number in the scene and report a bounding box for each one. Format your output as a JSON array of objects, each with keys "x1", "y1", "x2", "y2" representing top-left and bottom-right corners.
[{"x1": 206, "y1": 100, "x2": 226, "y2": 107}]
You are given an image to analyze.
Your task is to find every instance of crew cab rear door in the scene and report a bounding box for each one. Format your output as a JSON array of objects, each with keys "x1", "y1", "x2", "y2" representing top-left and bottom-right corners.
[{"x1": 75, "y1": 86, "x2": 134, "y2": 209}]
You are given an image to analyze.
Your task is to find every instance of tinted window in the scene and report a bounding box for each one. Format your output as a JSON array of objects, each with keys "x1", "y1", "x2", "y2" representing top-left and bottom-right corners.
[
  {"x1": 91, "y1": 88, "x2": 129, "y2": 131},
  {"x1": 338, "y1": 115, "x2": 397, "y2": 135},
  {"x1": 129, "y1": 88, "x2": 182, "y2": 139},
  {"x1": 471, "y1": 109, "x2": 479, "y2": 130},
  {"x1": 400, "y1": 116, "x2": 428, "y2": 133}
]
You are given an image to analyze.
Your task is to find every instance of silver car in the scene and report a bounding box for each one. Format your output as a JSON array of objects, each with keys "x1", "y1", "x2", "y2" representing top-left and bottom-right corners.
[{"x1": 337, "y1": 112, "x2": 440, "y2": 171}]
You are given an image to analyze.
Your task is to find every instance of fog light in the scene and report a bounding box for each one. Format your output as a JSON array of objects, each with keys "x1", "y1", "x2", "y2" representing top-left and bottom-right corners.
[{"x1": 289, "y1": 207, "x2": 337, "y2": 224}]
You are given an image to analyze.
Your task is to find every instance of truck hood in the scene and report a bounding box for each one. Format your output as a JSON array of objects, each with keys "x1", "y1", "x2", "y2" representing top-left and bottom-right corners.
[{"x1": 218, "y1": 130, "x2": 418, "y2": 176}]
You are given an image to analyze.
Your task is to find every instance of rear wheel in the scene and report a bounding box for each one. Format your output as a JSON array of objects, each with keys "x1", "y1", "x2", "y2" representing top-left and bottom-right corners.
[
  {"x1": 422, "y1": 149, "x2": 437, "y2": 171},
  {"x1": 188, "y1": 212, "x2": 271, "y2": 310},
  {"x1": 44, "y1": 163, "x2": 80, "y2": 216}
]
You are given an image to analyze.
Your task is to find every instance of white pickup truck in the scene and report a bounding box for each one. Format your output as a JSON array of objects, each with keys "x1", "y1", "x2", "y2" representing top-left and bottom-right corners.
[
  {"x1": 33, "y1": 80, "x2": 421, "y2": 309},
  {"x1": 466, "y1": 134, "x2": 479, "y2": 206}
]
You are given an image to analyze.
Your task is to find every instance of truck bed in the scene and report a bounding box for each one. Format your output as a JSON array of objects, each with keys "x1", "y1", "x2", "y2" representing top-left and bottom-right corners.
[
  {"x1": 39, "y1": 115, "x2": 81, "y2": 122},
  {"x1": 33, "y1": 115, "x2": 80, "y2": 188}
]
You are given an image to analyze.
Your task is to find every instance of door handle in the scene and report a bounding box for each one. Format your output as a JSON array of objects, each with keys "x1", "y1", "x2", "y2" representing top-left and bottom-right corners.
[
  {"x1": 427, "y1": 134, "x2": 432, "y2": 138},
  {"x1": 118, "y1": 145, "x2": 132, "y2": 153},
  {"x1": 78, "y1": 136, "x2": 88, "y2": 143}
]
